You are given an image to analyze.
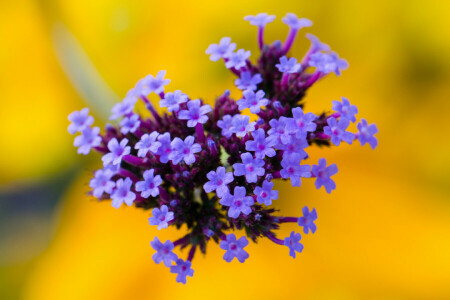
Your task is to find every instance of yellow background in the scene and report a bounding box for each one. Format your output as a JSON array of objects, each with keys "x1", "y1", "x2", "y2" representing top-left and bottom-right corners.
[{"x1": 1, "y1": 0, "x2": 450, "y2": 299}]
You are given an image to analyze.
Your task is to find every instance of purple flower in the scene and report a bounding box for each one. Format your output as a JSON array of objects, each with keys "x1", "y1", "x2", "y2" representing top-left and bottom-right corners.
[
  {"x1": 135, "y1": 169, "x2": 162, "y2": 198},
  {"x1": 217, "y1": 114, "x2": 234, "y2": 138},
  {"x1": 206, "y1": 37, "x2": 236, "y2": 61},
  {"x1": 309, "y1": 52, "x2": 348, "y2": 76},
  {"x1": 280, "y1": 153, "x2": 311, "y2": 187},
  {"x1": 68, "y1": 108, "x2": 94, "y2": 134},
  {"x1": 135, "y1": 131, "x2": 161, "y2": 158},
  {"x1": 120, "y1": 114, "x2": 140, "y2": 134},
  {"x1": 102, "y1": 138, "x2": 131, "y2": 166},
  {"x1": 203, "y1": 166, "x2": 234, "y2": 198},
  {"x1": 282, "y1": 13, "x2": 312, "y2": 30},
  {"x1": 73, "y1": 126, "x2": 101, "y2": 155},
  {"x1": 170, "y1": 259, "x2": 194, "y2": 284},
  {"x1": 297, "y1": 206, "x2": 318, "y2": 234},
  {"x1": 277, "y1": 135, "x2": 309, "y2": 157},
  {"x1": 287, "y1": 107, "x2": 317, "y2": 139},
  {"x1": 332, "y1": 97, "x2": 358, "y2": 123},
  {"x1": 245, "y1": 128, "x2": 276, "y2": 159},
  {"x1": 244, "y1": 13, "x2": 275, "y2": 27},
  {"x1": 225, "y1": 49, "x2": 251, "y2": 70},
  {"x1": 169, "y1": 136, "x2": 201, "y2": 165},
  {"x1": 276, "y1": 56, "x2": 301, "y2": 73},
  {"x1": 230, "y1": 115, "x2": 256, "y2": 137},
  {"x1": 284, "y1": 231, "x2": 303, "y2": 258},
  {"x1": 254, "y1": 180, "x2": 278, "y2": 206},
  {"x1": 150, "y1": 237, "x2": 178, "y2": 267},
  {"x1": 149, "y1": 205, "x2": 174, "y2": 230},
  {"x1": 234, "y1": 71, "x2": 262, "y2": 91},
  {"x1": 233, "y1": 152, "x2": 265, "y2": 183},
  {"x1": 323, "y1": 117, "x2": 355, "y2": 146},
  {"x1": 111, "y1": 177, "x2": 136, "y2": 208},
  {"x1": 220, "y1": 234, "x2": 250, "y2": 263},
  {"x1": 156, "y1": 132, "x2": 172, "y2": 163},
  {"x1": 110, "y1": 97, "x2": 137, "y2": 120},
  {"x1": 268, "y1": 117, "x2": 294, "y2": 145},
  {"x1": 237, "y1": 89, "x2": 269, "y2": 113},
  {"x1": 219, "y1": 186, "x2": 254, "y2": 218},
  {"x1": 89, "y1": 169, "x2": 115, "y2": 198},
  {"x1": 311, "y1": 158, "x2": 338, "y2": 193},
  {"x1": 306, "y1": 33, "x2": 330, "y2": 52},
  {"x1": 357, "y1": 119, "x2": 378, "y2": 149},
  {"x1": 178, "y1": 99, "x2": 212, "y2": 127},
  {"x1": 159, "y1": 90, "x2": 188, "y2": 113},
  {"x1": 138, "y1": 70, "x2": 171, "y2": 95}
]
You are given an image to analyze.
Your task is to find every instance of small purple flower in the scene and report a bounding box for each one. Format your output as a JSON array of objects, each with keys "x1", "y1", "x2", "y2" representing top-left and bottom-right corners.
[
  {"x1": 89, "y1": 169, "x2": 115, "y2": 198},
  {"x1": 119, "y1": 114, "x2": 140, "y2": 134},
  {"x1": 309, "y1": 52, "x2": 349, "y2": 76},
  {"x1": 68, "y1": 108, "x2": 94, "y2": 134},
  {"x1": 357, "y1": 119, "x2": 378, "y2": 149},
  {"x1": 245, "y1": 128, "x2": 276, "y2": 159},
  {"x1": 244, "y1": 13, "x2": 275, "y2": 27},
  {"x1": 280, "y1": 153, "x2": 311, "y2": 187},
  {"x1": 225, "y1": 49, "x2": 251, "y2": 70},
  {"x1": 156, "y1": 132, "x2": 172, "y2": 163},
  {"x1": 254, "y1": 180, "x2": 278, "y2": 206},
  {"x1": 277, "y1": 135, "x2": 308, "y2": 157},
  {"x1": 306, "y1": 33, "x2": 330, "y2": 52},
  {"x1": 178, "y1": 99, "x2": 212, "y2": 127},
  {"x1": 323, "y1": 117, "x2": 355, "y2": 146},
  {"x1": 287, "y1": 107, "x2": 317, "y2": 139},
  {"x1": 149, "y1": 205, "x2": 174, "y2": 230},
  {"x1": 110, "y1": 97, "x2": 137, "y2": 120},
  {"x1": 159, "y1": 90, "x2": 188, "y2": 113},
  {"x1": 170, "y1": 259, "x2": 194, "y2": 284},
  {"x1": 233, "y1": 153, "x2": 265, "y2": 183},
  {"x1": 169, "y1": 136, "x2": 201, "y2": 165},
  {"x1": 203, "y1": 166, "x2": 234, "y2": 198},
  {"x1": 135, "y1": 169, "x2": 162, "y2": 198},
  {"x1": 284, "y1": 231, "x2": 303, "y2": 258},
  {"x1": 268, "y1": 117, "x2": 294, "y2": 145},
  {"x1": 135, "y1": 131, "x2": 161, "y2": 158},
  {"x1": 219, "y1": 186, "x2": 254, "y2": 218},
  {"x1": 234, "y1": 71, "x2": 262, "y2": 91},
  {"x1": 282, "y1": 13, "x2": 312, "y2": 30},
  {"x1": 297, "y1": 206, "x2": 318, "y2": 234},
  {"x1": 150, "y1": 237, "x2": 178, "y2": 267},
  {"x1": 231, "y1": 115, "x2": 256, "y2": 137},
  {"x1": 139, "y1": 70, "x2": 171, "y2": 95},
  {"x1": 206, "y1": 37, "x2": 236, "y2": 61},
  {"x1": 217, "y1": 114, "x2": 234, "y2": 138},
  {"x1": 111, "y1": 177, "x2": 136, "y2": 209},
  {"x1": 220, "y1": 234, "x2": 250, "y2": 263},
  {"x1": 102, "y1": 138, "x2": 131, "y2": 166},
  {"x1": 73, "y1": 126, "x2": 101, "y2": 155},
  {"x1": 237, "y1": 89, "x2": 269, "y2": 113},
  {"x1": 332, "y1": 97, "x2": 358, "y2": 123},
  {"x1": 311, "y1": 158, "x2": 338, "y2": 193},
  {"x1": 276, "y1": 56, "x2": 301, "y2": 73}
]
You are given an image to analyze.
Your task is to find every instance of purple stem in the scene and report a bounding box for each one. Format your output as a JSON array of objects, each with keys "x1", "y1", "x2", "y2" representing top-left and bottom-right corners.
[
  {"x1": 258, "y1": 26, "x2": 264, "y2": 50},
  {"x1": 266, "y1": 233, "x2": 284, "y2": 245},
  {"x1": 272, "y1": 171, "x2": 281, "y2": 179},
  {"x1": 281, "y1": 73, "x2": 290, "y2": 88},
  {"x1": 329, "y1": 112, "x2": 341, "y2": 119},
  {"x1": 278, "y1": 217, "x2": 298, "y2": 223},
  {"x1": 187, "y1": 246, "x2": 197, "y2": 262},
  {"x1": 282, "y1": 28, "x2": 298, "y2": 54},
  {"x1": 195, "y1": 123, "x2": 206, "y2": 144},
  {"x1": 141, "y1": 95, "x2": 162, "y2": 124},
  {"x1": 303, "y1": 71, "x2": 322, "y2": 89},
  {"x1": 173, "y1": 235, "x2": 190, "y2": 247},
  {"x1": 123, "y1": 155, "x2": 144, "y2": 166},
  {"x1": 300, "y1": 47, "x2": 314, "y2": 68},
  {"x1": 118, "y1": 168, "x2": 139, "y2": 182},
  {"x1": 315, "y1": 132, "x2": 330, "y2": 140}
]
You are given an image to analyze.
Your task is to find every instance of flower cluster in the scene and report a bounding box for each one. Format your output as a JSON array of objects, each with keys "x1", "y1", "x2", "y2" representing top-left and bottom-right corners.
[{"x1": 69, "y1": 12, "x2": 378, "y2": 284}]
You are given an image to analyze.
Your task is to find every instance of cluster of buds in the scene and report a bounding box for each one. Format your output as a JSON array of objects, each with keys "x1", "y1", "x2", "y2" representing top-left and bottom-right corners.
[{"x1": 69, "y1": 12, "x2": 378, "y2": 284}]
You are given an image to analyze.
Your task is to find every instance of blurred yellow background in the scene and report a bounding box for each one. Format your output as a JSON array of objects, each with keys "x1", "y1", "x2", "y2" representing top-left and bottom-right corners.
[{"x1": 1, "y1": 0, "x2": 450, "y2": 299}]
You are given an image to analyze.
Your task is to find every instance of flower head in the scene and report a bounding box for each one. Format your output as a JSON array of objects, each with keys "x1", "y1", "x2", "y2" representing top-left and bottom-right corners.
[
  {"x1": 203, "y1": 166, "x2": 234, "y2": 198},
  {"x1": 254, "y1": 180, "x2": 278, "y2": 206},
  {"x1": 89, "y1": 169, "x2": 116, "y2": 198},
  {"x1": 297, "y1": 206, "x2": 318, "y2": 234},
  {"x1": 102, "y1": 138, "x2": 131, "y2": 166},
  {"x1": 305, "y1": 33, "x2": 330, "y2": 52},
  {"x1": 284, "y1": 231, "x2": 303, "y2": 258},
  {"x1": 169, "y1": 136, "x2": 201, "y2": 165},
  {"x1": 120, "y1": 114, "x2": 141, "y2": 134},
  {"x1": 135, "y1": 131, "x2": 161, "y2": 158},
  {"x1": 68, "y1": 108, "x2": 94, "y2": 134},
  {"x1": 287, "y1": 107, "x2": 317, "y2": 139},
  {"x1": 234, "y1": 71, "x2": 262, "y2": 91},
  {"x1": 151, "y1": 237, "x2": 178, "y2": 267},
  {"x1": 219, "y1": 186, "x2": 254, "y2": 218},
  {"x1": 332, "y1": 97, "x2": 358, "y2": 123},
  {"x1": 135, "y1": 169, "x2": 162, "y2": 198},
  {"x1": 220, "y1": 234, "x2": 250, "y2": 263},
  {"x1": 237, "y1": 89, "x2": 269, "y2": 113},
  {"x1": 111, "y1": 177, "x2": 136, "y2": 208},
  {"x1": 159, "y1": 90, "x2": 188, "y2": 113},
  {"x1": 230, "y1": 115, "x2": 256, "y2": 137},
  {"x1": 139, "y1": 70, "x2": 171, "y2": 95},
  {"x1": 323, "y1": 117, "x2": 355, "y2": 146},
  {"x1": 149, "y1": 205, "x2": 174, "y2": 230},
  {"x1": 233, "y1": 153, "x2": 265, "y2": 183},
  {"x1": 110, "y1": 96, "x2": 137, "y2": 120},
  {"x1": 178, "y1": 100, "x2": 212, "y2": 127},
  {"x1": 280, "y1": 153, "x2": 311, "y2": 187},
  {"x1": 73, "y1": 126, "x2": 101, "y2": 155},
  {"x1": 245, "y1": 128, "x2": 277, "y2": 159},
  {"x1": 282, "y1": 13, "x2": 312, "y2": 30},
  {"x1": 309, "y1": 52, "x2": 348, "y2": 76},
  {"x1": 276, "y1": 56, "x2": 302, "y2": 73},
  {"x1": 311, "y1": 158, "x2": 338, "y2": 193},
  {"x1": 244, "y1": 13, "x2": 275, "y2": 27},
  {"x1": 225, "y1": 49, "x2": 251, "y2": 70},
  {"x1": 170, "y1": 259, "x2": 194, "y2": 284},
  {"x1": 357, "y1": 119, "x2": 378, "y2": 149},
  {"x1": 217, "y1": 114, "x2": 234, "y2": 138},
  {"x1": 155, "y1": 132, "x2": 172, "y2": 163},
  {"x1": 206, "y1": 37, "x2": 236, "y2": 61}
]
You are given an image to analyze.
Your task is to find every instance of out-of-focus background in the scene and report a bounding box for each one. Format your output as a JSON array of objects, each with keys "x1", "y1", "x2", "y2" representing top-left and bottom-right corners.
[{"x1": 1, "y1": 0, "x2": 450, "y2": 299}]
